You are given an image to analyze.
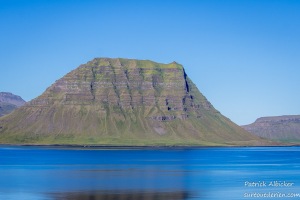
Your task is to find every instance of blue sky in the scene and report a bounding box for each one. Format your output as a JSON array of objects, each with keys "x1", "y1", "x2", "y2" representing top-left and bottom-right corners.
[{"x1": 0, "y1": 0, "x2": 299, "y2": 125}]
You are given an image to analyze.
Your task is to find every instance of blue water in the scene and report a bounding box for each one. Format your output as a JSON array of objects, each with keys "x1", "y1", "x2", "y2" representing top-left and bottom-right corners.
[{"x1": 0, "y1": 146, "x2": 300, "y2": 200}]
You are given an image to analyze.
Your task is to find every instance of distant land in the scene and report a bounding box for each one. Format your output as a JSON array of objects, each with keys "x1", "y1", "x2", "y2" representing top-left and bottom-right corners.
[
  {"x1": 242, "y1": 115, "x2": 300, "y2": 143},
  {"x1": 0, "y1": 58, "x2": 271, "y2": 146},
  {"x1": 0, "y1": 92, "x2": 26, "y2": 117}
]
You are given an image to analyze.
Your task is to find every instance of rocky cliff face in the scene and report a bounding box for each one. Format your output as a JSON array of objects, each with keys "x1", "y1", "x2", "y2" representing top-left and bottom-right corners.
[
  {"x1": 0, "y1": 58, "x2": 266, "y2": 145},
  {"x1": 0, "y1": 92, "x2": 26, "y2": 117},
  {"x1": 242, "y1": 115, "x2": 300, "y2": 142}
]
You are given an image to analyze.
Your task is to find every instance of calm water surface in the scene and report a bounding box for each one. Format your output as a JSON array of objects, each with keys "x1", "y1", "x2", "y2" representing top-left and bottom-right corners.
[{"x1": 0, "y1": 146, "x2": 300, "y2": 200}]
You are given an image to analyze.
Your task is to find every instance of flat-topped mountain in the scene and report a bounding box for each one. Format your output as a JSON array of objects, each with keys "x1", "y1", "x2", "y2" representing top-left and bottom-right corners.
[
  {"x1": 0, "y1": 58, "x2": 267, "y2": 145},
  {"x1": 242, "y1": 115, "x2": 300, "y2": 142},
  {"x1": 0, "y1": 92, "x2": 26, "y2": 117}
]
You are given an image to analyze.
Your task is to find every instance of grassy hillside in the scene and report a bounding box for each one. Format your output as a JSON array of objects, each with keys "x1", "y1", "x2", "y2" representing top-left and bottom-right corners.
[{"x1": 0, "y1": 58, "x2": 269, "y2": 146}]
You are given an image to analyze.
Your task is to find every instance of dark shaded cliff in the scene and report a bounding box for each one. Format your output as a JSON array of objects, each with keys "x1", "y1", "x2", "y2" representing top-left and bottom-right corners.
[
  {"x1": 0, "y1": 58, "x2": 267, "y2": 145},
  {"x1": 242, "y1": 115, "x2": 300, "y2": 143}
]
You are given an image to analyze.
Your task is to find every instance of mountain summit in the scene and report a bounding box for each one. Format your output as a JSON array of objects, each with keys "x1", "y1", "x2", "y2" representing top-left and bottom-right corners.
[
  {"x1": 0, "y1": 58, "x2": 265, "y2": 145},
  {"x1": 0, "y1": 92, "x2": 26, "y2": 117},
  {"x1": 242, "y1": 115, "x2": 300, "y2": 143}
]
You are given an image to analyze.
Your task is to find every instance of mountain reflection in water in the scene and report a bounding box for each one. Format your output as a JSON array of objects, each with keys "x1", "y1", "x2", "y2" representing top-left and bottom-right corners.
[
  {"x1": 1, "y1": 146, "x2": 300, "y2": 200},
  {"x1": 51, "y1": 190, "x2": 193, "y2": 200}
]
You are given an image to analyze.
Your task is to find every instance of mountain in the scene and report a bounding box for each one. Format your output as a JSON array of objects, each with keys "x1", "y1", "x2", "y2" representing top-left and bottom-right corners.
[
  {"x1": 0, "y1": 58, "x2": 268, "y2": 146},
  {"x1": 242, "y1": 115, "x2": 300, "y2": 143},
  {"x1": 0, "y1": 92, "x2": 26, "y2": 117}
]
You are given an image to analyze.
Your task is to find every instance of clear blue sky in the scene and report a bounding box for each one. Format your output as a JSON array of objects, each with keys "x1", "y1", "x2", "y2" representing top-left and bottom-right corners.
[{"x1": 0, "y1": 0, "x2": 299, "y2": 125}]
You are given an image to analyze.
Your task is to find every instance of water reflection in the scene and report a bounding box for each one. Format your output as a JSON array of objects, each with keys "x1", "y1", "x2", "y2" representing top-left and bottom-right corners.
[
  {"x1": 1, "y1": 146, "x2": 300, "y2": 200},
  {"x1": 51, "y1": 190, "x2": 194, "y2": 200}
]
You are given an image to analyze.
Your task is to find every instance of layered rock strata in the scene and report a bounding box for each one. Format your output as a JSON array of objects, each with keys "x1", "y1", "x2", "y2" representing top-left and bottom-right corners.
[{"x1": 0, "y1": 58, "x2": 266, "y2": 145}]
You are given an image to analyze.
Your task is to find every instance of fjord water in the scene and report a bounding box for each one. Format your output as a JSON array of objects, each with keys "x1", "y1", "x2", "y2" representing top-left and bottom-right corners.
[{"x1": 0, "y1": 146, "x2": 299, "y2": 200}]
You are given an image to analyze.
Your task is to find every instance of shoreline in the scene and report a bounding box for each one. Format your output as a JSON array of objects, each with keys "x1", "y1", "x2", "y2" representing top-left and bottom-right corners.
[{"x1": 0, "y1": 143, "x2": 298, "y2": 149}]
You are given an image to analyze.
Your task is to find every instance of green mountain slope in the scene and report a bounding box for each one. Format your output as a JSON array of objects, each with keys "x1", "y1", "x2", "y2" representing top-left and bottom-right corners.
[{"x1": 0, "y1": 58, "x2": 268, "y2": 146}]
